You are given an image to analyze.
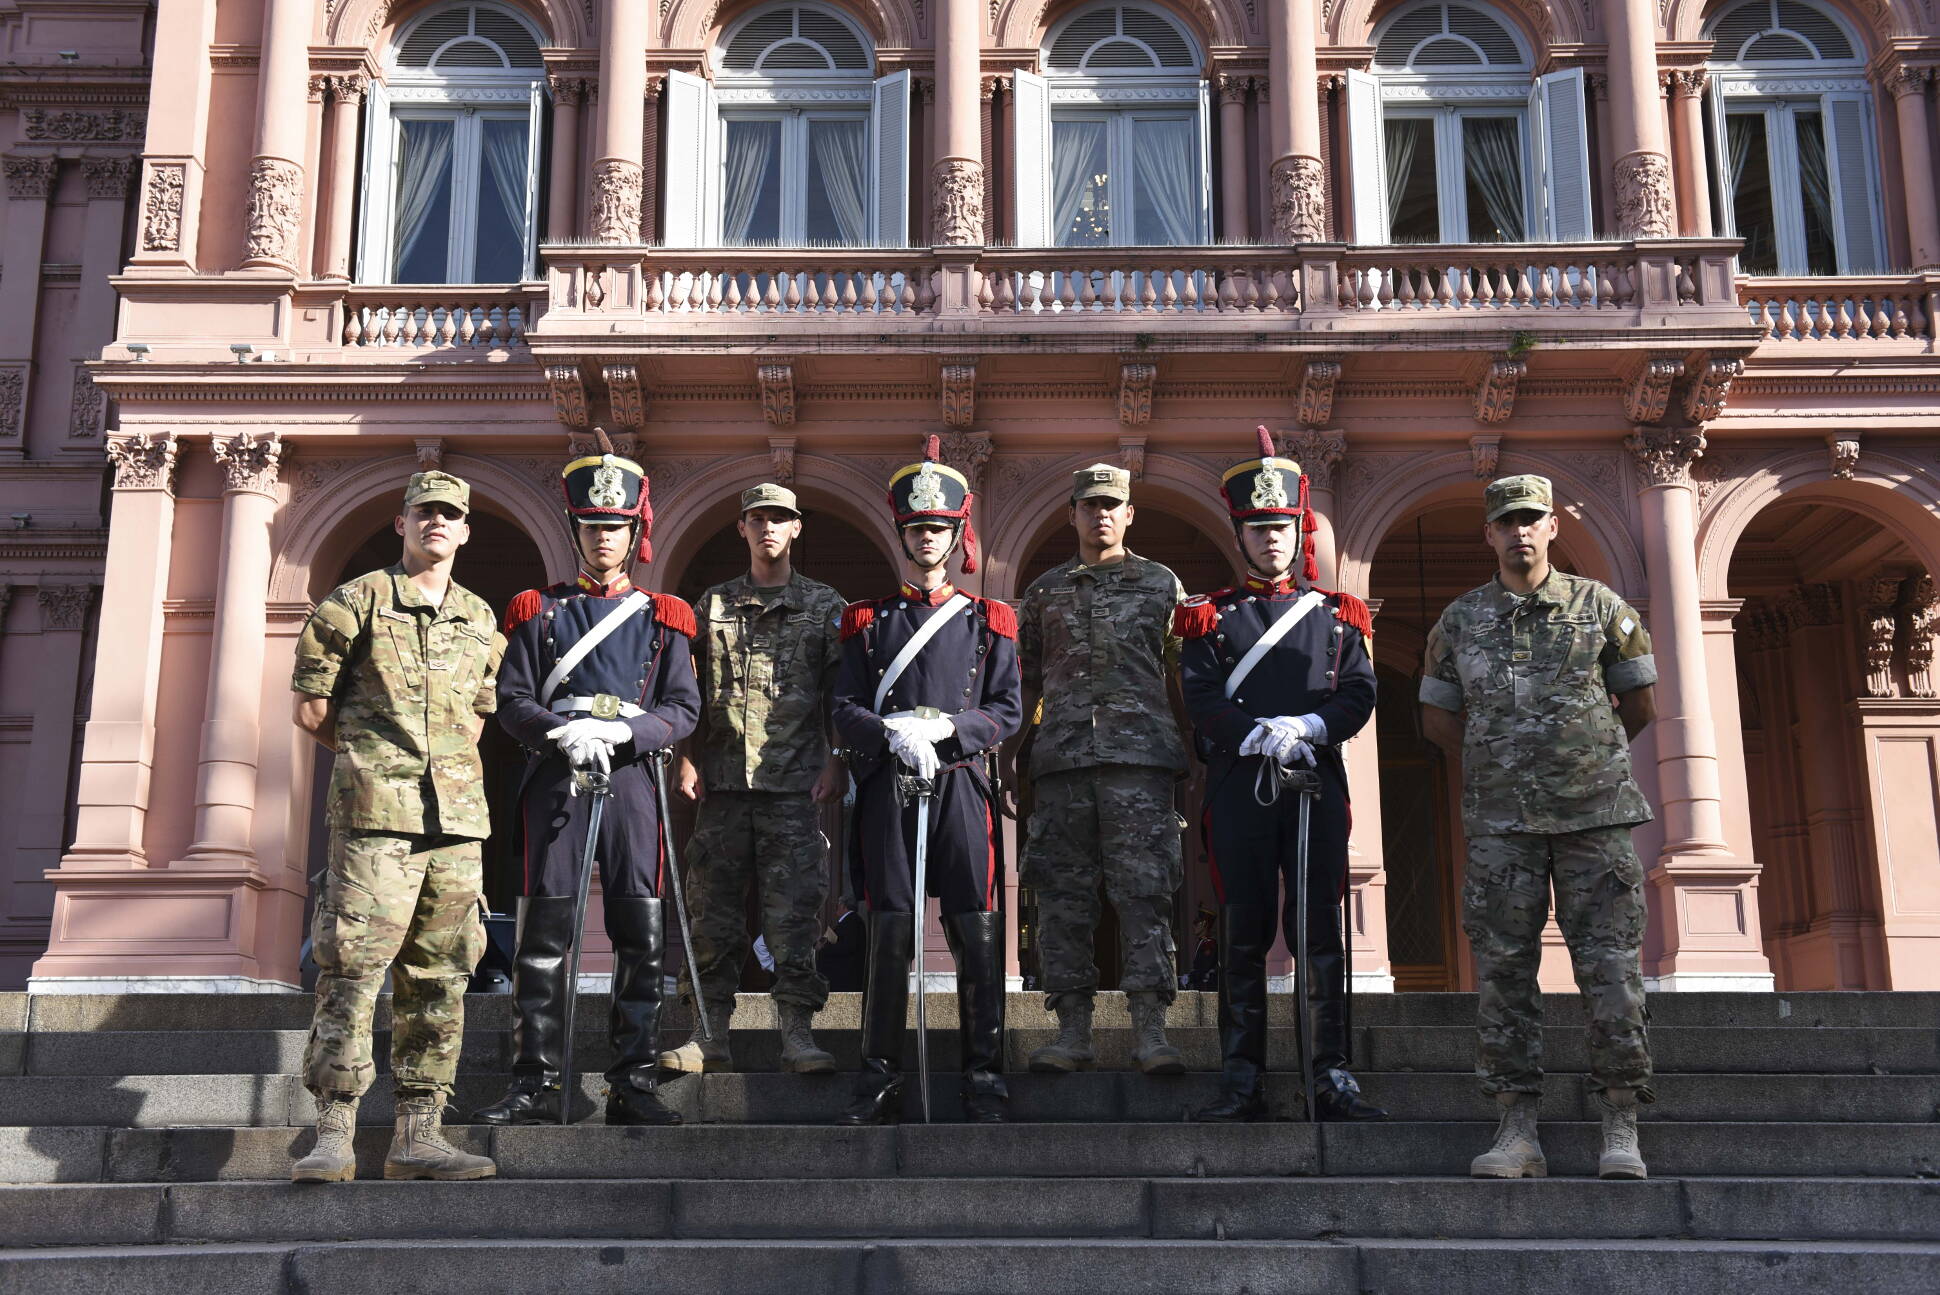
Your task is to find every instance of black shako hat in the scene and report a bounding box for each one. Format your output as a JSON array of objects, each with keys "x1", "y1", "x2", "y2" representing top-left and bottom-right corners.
[
  {"x1": 887, "y1": 433, "x2": 978, "y2": 572},
  {"x1": 1220, "y1": 424, "x2": 1318, "y2": 581},
  {"x1": 560, "y1": 427, "x2": 654, "y2": 561}
]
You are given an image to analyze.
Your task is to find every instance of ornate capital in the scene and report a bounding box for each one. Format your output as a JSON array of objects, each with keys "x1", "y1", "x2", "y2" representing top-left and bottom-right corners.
[
  {"x1": 141, "y1": 163, "x2": 186, "y2": 252},
  {"x1": 1666, "y1": 69, "x2": 1707, "y2": 99},
  {"x1": 930, "y1": 158, "x2": 986, "y2": 247},
  {"x1": 1624, "y1": 426, "x2": 1706, "y2": 487},
  {"x1": 1280, "y1": 429, "x2": 1345, "y2": 492},
  {"x1": 106, "y1": 430, "x2": 180, "y2": 491},
  {"x1": 1469, "y1": 434, "x2": 1501, "y2": 480},
  {"x1": 1588, "y1": 72, "x2": 1609, "y2": 101},
  {"x1": 1865, "y1": 575, "x2": 1904, "y2": 698},
  {"x1": 1781, "y1": 581, "x2": 1842, "y2": 630},
  {"x1": 604, "y1": 363, "x2": 647, "y2": 428},
  {"x1": 1829, "y1": 434, "x2": 1860, "y2": 480},
  {"x1": 916, "y1": 76, "x2": 936, "y2": 104},
  {"x1": 1216, "y1": 73, "x2": 1249, "y2": 104},
  {"x1": 1269, "y1": 155, "x2": 1326, "y2": 243},
  {"x1": 3, "y1": 155, "x2": 58, "y2": 200},
  {"x1": 415, "y1": 438, "x2": 444, "y2": 471},
  {"x1": 211, "y1": 430, "x2": 283, "y2": 495},
  {"x1": 759, "y1": 362, "x2": 796, "y2": 427},
  {"x1": 980, "y1": 74, "x2": 1001, "y2": 101},
  {"x1": 307, "y1": 74, "x2": 329, "y2": 103},
  {"x1": 1297, "y1": 358, "x2": 1340, "y2": 428},
  {"x1": 68, "y1": 366, "x2": 106, "y2": 442},
  {"x1": 1118, "y1": 360, "x2": 1156, "y2": 426},
  {"x1": 938, "y1": 430, "x2": 994, "y2": 493},
  {"x1": 82, "y1": 156, "x2": 136, "y2": 201},
  {"x1": 1904, "y1": 574, "x2": 1938, "y2": 699},
  {"x1": 37, "y1": 583, "x2": 94, "y2": 632},
  {"x1": 1613, "y1": 150, "x2": 1675, "y2": 239},
  {"x1": 590, "y1": 158, "x2": 643, "y2": 244},
  {"x1": 547, "y1": 364, "x2": 589, "y2": 428},
  {"x1": 1683, "y1": 353, "x2": 1745, "y2": 424},
  {"x1": 547, "y1": 74, "x2": 587, "y2": 108},
  {"x1": 1885, "y1": 65, "x2": 1931, "y2": 100},
  {"x1": 1472, "y1": 356, "x2": 1526, "y2": 425},
  {"x1": 327, "y1": 74, "x2": 369, "y2": 106},
  {"x1": 941, "y1": 361, "x2": 977, "y2": 429},
  {"x1": 768, "y1": 435, "x2": 796, "y2": 485},
  {"x1": 243, "y1": 156, "x2": 304, "y2": 265},
  {"x1": 1623, "y1": 353, "x2": 1684, "y2": 425}
]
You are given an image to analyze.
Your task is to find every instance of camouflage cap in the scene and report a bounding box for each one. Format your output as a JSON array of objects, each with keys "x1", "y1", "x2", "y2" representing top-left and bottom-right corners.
[
  {"x1": 1484, "y1": 473, "x2": 1553, "y2": 523},
  {"x1": 1071, "y1": 463, "x2": 1132, "y2": 503},
  {"x1": 740, "y1": 482, "x2": 801, "y2": 516},
  {"x1": 404, "y1": 470, "x2": 471, "y2": 514}
]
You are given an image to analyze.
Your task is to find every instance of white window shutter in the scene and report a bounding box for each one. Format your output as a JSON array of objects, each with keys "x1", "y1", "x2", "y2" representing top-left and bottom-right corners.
[
  {"x1": 1706, "y1": 82, "x2": 1735, "y2": 239},
  {"x1": 357, "y1": 79, "x2": 394, "y2": 282},
  {"x1": 1821, "y1": 91, "x2": 1884, "y2": 273},
  {"x1": 1196, "y1": 78, "x2": 1213, "y2": 241},
  {"x1": 1344, "y1": 69, "x2": 1387, "y2": 245},
  {"x1": 1531, "y1": 68, "x2": 1591, "y2": 241},
  {"x1": 871, "y1": 70, "x2": 911, "y2": 246},
  {"x1": 662, "y1": 69, "x2": 714, "y2": 248},
  {"x1": 1013, "y1": 68, "x2": 1051, "y2": 245},
  {"x1": 523, "y1": 80, "x2": 544, "y2": 275}
]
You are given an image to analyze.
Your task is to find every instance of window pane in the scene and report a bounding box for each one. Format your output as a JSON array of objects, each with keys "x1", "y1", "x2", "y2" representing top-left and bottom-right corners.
[
  {"x1": 393, "y1": 118, "x2": 455, "y2": 283},
  {"x1": 1461, "y1": 116, "x2": 1525, "y2": 242},
  {"x1": 474, "y1": 117, "x2": 529, "y2": 283},
  {"x1": 722, "y1": 118, "x2": 783, "y2": 244},
  {"x1": 1130, "y1": 115, "x2": 1198, "y2": 245},
  {"x1": 1792, "y1": 110, "x2": 1838, "y2": 276},
  {"x1": 1384, "y1": 118, "x2": 1438, "y2": 242},
  {"x1": 1727, "y1": 113, "x2": 1778, "y2": 274},
  {"x1": 1052, "y1": 118, "x2": 1110, "y2": 246},
  {"x1": 805, "y1": 117, "x2": 869, "y2": 245}
]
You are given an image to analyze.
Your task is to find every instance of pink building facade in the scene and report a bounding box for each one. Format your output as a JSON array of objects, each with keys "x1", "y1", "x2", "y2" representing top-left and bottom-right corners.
[{"x1": 1, "y1": 0, "x2": 1937, "y2": 995}]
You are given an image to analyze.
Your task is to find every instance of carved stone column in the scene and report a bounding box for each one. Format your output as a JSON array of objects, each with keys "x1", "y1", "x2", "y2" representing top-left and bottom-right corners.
[
  {"x1": 1602, "y1": 0, "x2": 1675, "y2": 238},
  {"x1": 1904, "y1": 575, "x2": 1938, "y2": 698},
  {"x1": 546, "y1": 76, "x2": 586, "y2": 242},
  {"x1": 0, "y1": 157, "x2": 56, "y2": 459},
  {"x1": 1886, "y1": 67, "x2": 1940, "y2": 269},
  {"x1": 241, "y1": 0, "x2": 316, "y2": 270},
  {"x1": 17, "y1": 584, "x2": 96, "y2": 892},
  {"x1": 930, "y1": 0, "x2": 984, "y2": 246},
  {"x1": 1266, "y1": 0, "x2": 1324, "y2": 241},
  {"x1": 1217, "y1": 76, "x2": 1251, "y2": 241},
  {"x1": 69, "y1": 160, "x2": 135, "y2": 455},
  {"x1": 1625, "y1": 426, "x2": 1771, "y2": 989},
  {"x1": 593, "y1": 0, "x2": 649, "y2": 243},
  {"x1": 1665, "y1": 71, "x2": 1711, "y2": 236},
  {"x1": 1865, "y1": 576, "x2": 1904, "y2": 698},
  {"x1": 317, "y1": 76, "x2": 367, "y2": 280}
]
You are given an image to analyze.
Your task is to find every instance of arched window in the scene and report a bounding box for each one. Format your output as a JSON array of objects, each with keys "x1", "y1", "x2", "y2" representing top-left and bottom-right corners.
[
  {"x1": 661, "y1": 4, "x2": 909, "y2": 246},
  {"x1": 359, "y1": 3, "x2": 547, "y2": 284},
  {"x1": 1703, "y1": 0, "x2": 1883, "y2": 274},
  {"x1": 1014, "y1": 3, "x2": 1211, "y2": 246},
  {"x1": 1346, "y1": 0, "x2": 1590, "y2": 244}
]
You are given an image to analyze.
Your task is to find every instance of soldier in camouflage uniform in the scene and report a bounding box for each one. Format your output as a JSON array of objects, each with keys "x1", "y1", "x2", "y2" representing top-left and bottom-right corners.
[
  {"x1": 1419, "y1": 474, "x2": 1660, "y2": 1181},
  {"x1": 1018, "y1": 464, "x2": 1189, "y2": 1076},
  {"x1": 289, "y1": 470, "x2": 502, "y2": 1184},
  {"x1": 660, "y1": 483, "x2": 849, "y2": 1075}
]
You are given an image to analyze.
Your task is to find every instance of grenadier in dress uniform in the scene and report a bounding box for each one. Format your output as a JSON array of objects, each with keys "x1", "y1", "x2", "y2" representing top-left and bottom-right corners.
[
  {"x1": 832, "y1": 436, "x2": 1024, "y2": 1124},
  {"x1": 473, "y1": 434, "x2": 700, "y2": 1128},
  {"x1": 1177, "y1": 427, "x2": 1388, "y2": 1124}
]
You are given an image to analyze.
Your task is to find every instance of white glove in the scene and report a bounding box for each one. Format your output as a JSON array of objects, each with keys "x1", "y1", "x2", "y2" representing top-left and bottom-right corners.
[
  {"x1": 1239, "y1": 722, "x2": 1274, "y2": 759},
  {"x1": 1265, "y1": 730, "x2": 1315, "y2": 767},
  {"x1": 886, "y1": 726, "x2": 940, "y2": 780},
  {"x1": 546, "y1": 718, "x2": 632, "y2": 771},
  {"x1": 884, "y1": 715, "x2": 955, "y2": 745},
  {"x1": 1272, "y1": 713, "x2": 1329, "y2": 744}
]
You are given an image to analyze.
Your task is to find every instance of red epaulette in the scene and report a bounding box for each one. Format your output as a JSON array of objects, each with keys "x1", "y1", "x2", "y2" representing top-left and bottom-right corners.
[
  {"x1": 977, "y1": 597, "x2": 1017, "y2": 640},
  {"x1": 840, "y1": 601, "x2": 877, "y2": 640},
  {"x1": 1318, "y1": 587, "x2": 1374, "y2": 641},
  {"x1": 502, "y1": 589, "x2": 545, "y2": 634},
  {"x1": 650, "y1": 591, "x2": 697, "y2": 638},
  {"x1": 1172, "y1": 595, "x2": 1219, "y2": 639}
]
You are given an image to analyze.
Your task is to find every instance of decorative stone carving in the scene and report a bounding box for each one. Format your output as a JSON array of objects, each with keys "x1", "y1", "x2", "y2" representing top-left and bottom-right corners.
[
  {"x1": 414, "y1": 438, "x2": 444, "y2": 471},
  {"x1": 1280, "y1": 429, "x2": 1345, "y2": 491},
  {"x1": 1472, "y1": 356, "x2": 1526, "y2": 424},
  {"x1": 1865, "y1": 575, "x2": 1904, "y2": 698},
  {"x1": 1613, "y1": 150, "x2": 1676, "y2": 239},
  {"x1": 604, "y1": 363, "x2": 647, "y2": 428},
  {"x1": 23, "y1": 108, "x2": 146, "y2": 141},
  {"x1": 2, "y1": 155, "x2": 58, "y2": 200},
  {"x1": 212, "y1": 430, "x2": 283, "y2": 495},
  {"x1": 1903, "y1": 575, "x2": 1938, "y2": 699},
  {"x1": 1469, "y1": 434, "x2": 1501, "y2": 480},
  {"x1": 68, "y1": 367, "x2": 106, "y2": 442},
  {"x1": 607, "y1": 431, "x2": 640, "y2": 459},
  {"x1": 1623, "y1": 353, "x2": 1683, "y2": 425},
  {"x1": 1269, "y1": 155, "x2": 1325, "y2": 243},
  {"x1": 1118, "y1": 361, "x2": 1156, "y2": 426},
  {"x1": 141, "y1": 163, "x2": 186, "y2": 251},
  {"x1": 106, "y1": 431, "x2": 180, "y2": 491},
  {"x1": 1885, "y1": 65, "x2": 1930, "y2": 100},
  {"x1": 768, "y1": 436, "x2": 796, "y2": 485},
  {"x1": 941, "y1": 361, "x2": 977, "y2": 429},
  {"x1": 590, "y1": 158, "x2": 643, "y2": 244},
  {"x1": 1683, "y1": 354, "x2": 1745, "y2": 424},
  {"x1": 243, "y1": 156, "x2": 304, "y2": 265},
  {"x1": 759, "y1": 363, "x2": 796, "y2": 427},
  {"x1": 548, "y1": 75, "x2": 588, "y2": 108},
  {"x1": 37, "y1": 583, "x2": 94, "y2": 632},
  {"x1": 930, "y1": 158, "x2": 985, "y2": 247},
  {"x1": 1624, "y1": 426, "x2": 1706, "y2": 487},
  {"x1": 1217, "y1": 74, "x2": 1249, "y2": 104},
  {"x1": 1297, "y1": 359, "x2": 1340, "y2": 428},
  {"x1": 1118, "y1": 435, "x2": 1146, "y2": 481},
  {"x1": 566, "y1": 431, "x2": 601, "y2": 458},
  {"x1": 326, "y1": 74, "x2": 369, "y2": 106},
  {"x1": 1783, "y1": 581, "x2": 1842, "y2": 630},
  {"x1": 1665, "y1": 69, "x2": 1707, "y2": 100},
  {"x1": 1829, "y1": 435, "x2": 1860, "y2": 480},
  {"x1": 938, "y1": 431, "x2": 994, "y2": 493},
  {"x1": 82, "y1": 157, "x2": 136, "y2": 201},
  {"x1": 0, "y1": 365, "x2": 25, "y2": 443},
  {"x1": 546, "y1": 364, "x2": 589, "y2": 428}
]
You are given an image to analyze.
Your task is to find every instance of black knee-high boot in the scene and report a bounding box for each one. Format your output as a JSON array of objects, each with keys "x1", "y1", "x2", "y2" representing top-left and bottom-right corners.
[
  {"x1": 839, "y1": 911, "x2": 912, "y2": 1126},
  {"x1": 945, "y1": 911, "x2": 1009, "y2": 1123},
  {"x1": 473, "y1": 896, "x2": 575, "y2": 1125},
  {"x1": 605, "y1": 897, "x2": 681, "y2": 1126},
  {"x1": 1195, "y1": 905, "x2": 1272, "y2": 1122}
]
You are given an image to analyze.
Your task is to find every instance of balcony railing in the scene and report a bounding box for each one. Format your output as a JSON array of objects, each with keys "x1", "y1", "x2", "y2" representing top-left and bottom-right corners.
[
  {"x1": 1737, "y1": 276, "x2": 1938, "y2": 343},
  {"x1": 341, "y1": 285, "x2": 545, "y2": 349}
]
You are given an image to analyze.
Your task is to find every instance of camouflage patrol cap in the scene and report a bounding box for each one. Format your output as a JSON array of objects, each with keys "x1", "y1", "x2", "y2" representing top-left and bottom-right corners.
[
  {"x1": 740, "y1": 482, "x2": 801, "y2": 516},
  {"x1": 403, "y1": 470, "x2": 471, "y2": 514},
  {"x1": 1071, "y1": 463, "x2": 1132, "y2": 503},
  {"x1": 1484, "y1": 474, "x2": 1553, "y2": 523}
]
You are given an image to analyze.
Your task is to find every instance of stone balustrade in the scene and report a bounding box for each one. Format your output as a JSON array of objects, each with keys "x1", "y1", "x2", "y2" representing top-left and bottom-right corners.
[
  {"x1": 339, "y1": 287, "x2": 543, "y2": 349},
  {"x1": 1739, "y1": 275, "x2": 1940, "y2": 345}
]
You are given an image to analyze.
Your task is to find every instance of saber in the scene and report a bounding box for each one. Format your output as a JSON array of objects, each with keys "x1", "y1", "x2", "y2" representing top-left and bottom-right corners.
[
  {"x1": 651, "y1": 749, "x2": 712, "y2": 1044},
  {"x1": 902, "y1": 771, "x2": 936, "y2": 1125},
  {"x1": 1284, "y1": 762, "x2": 1322, "y2": 1125},
  {"x1": 559, "y1": 768, "x2": 610, "y2": 1126},
  {"x1": 1341, "y1": 865, "x2": 1355, "y2": 1069}
]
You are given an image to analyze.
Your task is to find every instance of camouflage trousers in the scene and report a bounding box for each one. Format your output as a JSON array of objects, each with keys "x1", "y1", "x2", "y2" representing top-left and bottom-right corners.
[
  {"x1": 1022, "y1": 766, "x2": 1182, "y2": 1004},
  {"x1": 302, "y1": 829, "x2": 485, "y2": 1102},
  {"x1": 680, "y1": 791, "x2": 831, "y2": 1013},
  {"x1": 1462, "y1": 825, "x2": 1654, "y2": 1101}
]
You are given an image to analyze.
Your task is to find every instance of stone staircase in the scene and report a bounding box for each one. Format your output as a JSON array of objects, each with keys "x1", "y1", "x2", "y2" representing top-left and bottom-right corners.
[{"x1": 2, "y1": 989, "x2": 1938, "y2": 1292}]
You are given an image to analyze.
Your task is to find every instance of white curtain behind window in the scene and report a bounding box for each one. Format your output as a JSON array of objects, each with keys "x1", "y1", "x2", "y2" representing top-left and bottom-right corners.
[
  {"x1": 480, "y1": 118, "x2": 530, "y2": 273},
  {"x1": 1132, "y1": 116, "x2": 1197, "y2": 244},
  {"x1": 393, "y1": 119, "x2": 454, "y2": 276},
  {"x1": 1462, "y1": 117, "x2": 1525, "y2": 241},
  {"x1": 1383, "y1": 118, "x2": 1417, "y2": 230},
  {"x1": 1052, "y1": 118, "x2": 1108, "y2": 245},
  {"x1": 723, "y1": 120, "x2": 780, "y2": 244},
  {"x1": 1794, "y1": 113, "x2": 1833, "y2": 246},
  {"x1": 811, "y1": 118, "x2": 869, "y2": 244},
  {"x1": 1727, "y1": 114, "x2": 1757, "y2": 201}
]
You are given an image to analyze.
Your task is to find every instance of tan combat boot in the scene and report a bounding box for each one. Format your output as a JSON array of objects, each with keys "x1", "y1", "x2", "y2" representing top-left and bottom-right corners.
[
  {"x1": 1027, "y1": 994, "x2": 1095, "y2": 1073},
  {"x1": 1596, "y1": 1087, "x2": 1648, "y2": 1180},
  {"x1": 777, "y1": 1002, "x2": 836, "y2": 1074},
  {"x1": 1469, "y1": 1092, "x2": 1546, "y2": 1179},
  {"x1": 1127, "y1": 992, "x2": 1186, "y2": 1075},
  {"x1": 657, "y1": 1002, "x2": 734, "y2": 1074},
  {"x1": 291, "y1": 1095, "x2": 359, "y2": 1184},
  {"x1": 383, "y1": 1096, "x2": 497, "y2": 1181}
]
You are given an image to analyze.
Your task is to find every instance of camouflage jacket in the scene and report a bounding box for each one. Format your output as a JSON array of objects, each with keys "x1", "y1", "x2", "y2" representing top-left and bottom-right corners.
[
  {"x1": 292, "y1": 565, "x2": 504, "y2": 839},
  {"x1": 1419, "y1": 569, "x2": 1656, "y2": 837},
  {"x1": 693, "y1": 570, "x2": 846, "y2": 793},
  {"x1": 1018, "y1": 551, "x2": 1187, "y2": 777}
]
